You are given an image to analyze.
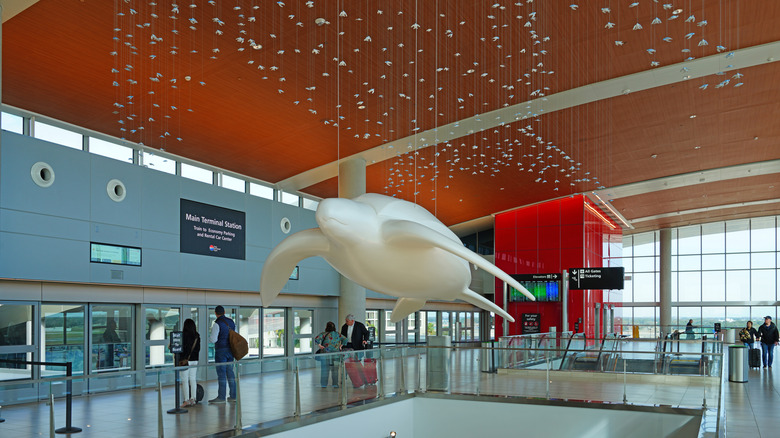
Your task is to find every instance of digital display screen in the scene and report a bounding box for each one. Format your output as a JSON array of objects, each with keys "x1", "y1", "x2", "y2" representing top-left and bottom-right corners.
[
  {"x1": 90, "y1": 243, "x2": 141, "y2": 266},
  {"x1": 509, "y1": 273, "x2": 561, "y2": 302},
  {"x1": 180, "y1": 199, "x2": 246, "y2": 260}
]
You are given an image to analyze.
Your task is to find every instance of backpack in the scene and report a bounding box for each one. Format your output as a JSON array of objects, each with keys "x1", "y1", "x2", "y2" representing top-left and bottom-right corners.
[{"x1": 229, "y1": 329, "x2": 249, "y2": 360}]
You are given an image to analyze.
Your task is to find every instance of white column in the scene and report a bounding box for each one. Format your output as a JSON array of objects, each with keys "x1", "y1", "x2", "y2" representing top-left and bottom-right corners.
[
  {"x1": 337, "y1": 158, "x2": 367, "y2": 326},
  {"x1": 659, "y1": 228, "x2": 672, "y2": 337}
]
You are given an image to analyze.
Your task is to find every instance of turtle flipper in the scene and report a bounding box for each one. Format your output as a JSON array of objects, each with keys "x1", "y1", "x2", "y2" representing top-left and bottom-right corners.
[
  {"x1": 459, "y1": 289, "x2": 515, "y2": 323},
  {"x1": 260, "y1": 228, "x2": 330, "y2": 306},
  {"x1": 389, "y1": 297, "x2": 427, "y2": 323}
]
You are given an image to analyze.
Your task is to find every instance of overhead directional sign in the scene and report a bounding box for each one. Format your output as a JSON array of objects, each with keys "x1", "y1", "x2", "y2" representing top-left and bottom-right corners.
[{"x1": 568, "y1": 267, "x2": 625, "y2": 290}]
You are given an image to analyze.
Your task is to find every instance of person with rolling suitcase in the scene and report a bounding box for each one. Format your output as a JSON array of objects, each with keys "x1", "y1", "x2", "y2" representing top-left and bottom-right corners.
[{"x1": 740, "y1": 321, "x2": 761, "y2": 368}]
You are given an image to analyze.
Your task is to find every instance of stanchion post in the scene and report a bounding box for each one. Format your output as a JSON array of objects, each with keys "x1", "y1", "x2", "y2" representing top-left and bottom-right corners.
[
  {"x1": 416, "y1": 354, "x2": 422, "y2": 393},
  {"x1": 702, "y1": 377, "x2": 707, "y2": 409},
  {"x1": 157, "y1": 380, "x2": 164, "y2": 438},
  {"x1": 55, "y1": 362, "x2": 82, "y2": 434},
  {"x1": 235, "y1": 362, "x2": 242, "y2": 431},
  {"x1": 340, "y1": 358, "x2": 347, "y2": 409},
  {"x1": 167, "y1": 361, "x2": 187, "y2": 414},
  {"x1": 49, "y1": 393, "x2": 55, "y2": 438}
]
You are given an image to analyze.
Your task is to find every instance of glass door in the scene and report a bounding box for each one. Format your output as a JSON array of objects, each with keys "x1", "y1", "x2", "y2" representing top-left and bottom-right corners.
[
  {"x1": 41, "y1": 304, "x2": 87, "y2": 398},
  {"x1": 0, "y1": 302, "x2": 38, "y2": 404}
]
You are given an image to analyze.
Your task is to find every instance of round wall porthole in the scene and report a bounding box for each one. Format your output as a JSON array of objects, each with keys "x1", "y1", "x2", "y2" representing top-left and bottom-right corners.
[
  {"x1": 106, "y1": 179, "x2": 127, "y2": 202},
  {"x1": 30, "y1": 162, "x2": 55, "y2": 188},
  {"x1": 280, "y1": 217, "x2": 292, "y2": 234}
]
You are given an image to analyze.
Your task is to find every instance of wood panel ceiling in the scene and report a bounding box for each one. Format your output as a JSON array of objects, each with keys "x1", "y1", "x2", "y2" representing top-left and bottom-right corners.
[{"x1": 3, "y1": 0, "x2": 779, "y2": 231}]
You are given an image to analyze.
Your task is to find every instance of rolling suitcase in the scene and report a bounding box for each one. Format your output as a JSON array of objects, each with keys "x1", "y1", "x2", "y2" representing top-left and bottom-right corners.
[
  {"x1": 362, "y1": 358, "x2": 378, "y2": 385},
  {"x1": 749, "y1": 347, "x2": 761, "y2": 368},
  {"x1": 345, "y1": 357, "x2": 366, "y2": 387}
]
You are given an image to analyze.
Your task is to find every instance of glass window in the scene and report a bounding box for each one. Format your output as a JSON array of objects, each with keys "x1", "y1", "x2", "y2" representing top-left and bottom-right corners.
[
  {"x1": 702, "y1": 254, "x2": 725, "y2": 271},
  {"x1": 701, "y1": 307, "x2": 726, "y2": 334},
  {"x1": 239, "y1": 308, "x2": 261, "y2": 358},
  {"x1": 751, "y1": 270, "x2": 776, "y2": 302},
  {"x1": 2, "y1": 112, "x2": 24, "y2": 134},
  {"x1": 0, "y1": 304, "x2": 33, "y2": 346},
  {"x1": 633, "y1": 273, "x2": 656, "y2": 302},
  {"x1": 751, "y1": 306, "x2": 776, "y2": 322},
  {"x1": 726, "y1": 253, "x2": 750, "y2": 270},
  {"x1": 425, "y1": 311, "x2": 438, "y2": 337},
  {"x1": 293, "y1": 309, "x2": 313, "y2": 354},
  {"x1": 42, "y1": 304, "x2": 85, "y2": 376},
  {"x1": 34, "y1": 121, "x2": 83, "y2": 149},
  {"x1": 249, "y1": 182, "x2": 274, "y2": 200},
  {"x1": 441, "y1": 312, "x2": 450, "y2": 337},
  {"x1": 633, "y1": 256, "x2": 656, "y2": 272},
  {"x1": 622, "y1": 236, "x2": 633, "y2": 258},
  {"x1": 678, "y1": 272, "x2": 701, "y2": 302},
  {"x1": 726, "y1": 220, "x2": 750, "y2": 253},
  {"x1": 383, "y1": 311, "x2": 396, "y2": 343},
  {"x1": 89, "y1": 138, "x2": 133, "y2": 163},
  {"x1": 91, "y1": 305, "x2": 132, "y2": 372},
  {"x1": 751, "y1": 217, "x2": 776, "y2": 252},
  {"x1": 701, "y1": 222, "x2": 725, "y2": 254},
  {"x1": 727, "y1": 307, "x2": 751, "y2": 327},
  {"x1": 678, "y1": 255, "x2": 701, "y2": 271},
  {"x1": 221, "y1": 174, "x2": 246, "y2": 192},
  {"x1": 726, "y1": 270, "x2": 750, "y2": 301},
  {"x1": 145, "y1": 306, "x2": 180, "y2": 367},
  {"x1": 751, "y1": 252, "x2": 776, "y2": 269},
  {"x1": 632, "y1": 232, "x2": 656, "y2": 257},
  {"x1": 624, "y1": 276, "x2": 635, "y2": 302},
  {"x1": 141, "y1": 151, "x2": 176, "y2": 174},
  {"x1": 263, "y1": 308, "x2": 285, "y2": 357},
  {"x1": 280, "y1": 191, "x2": 299, "y2": 206},
  {"x1": 632, "y1": 307, "x2": 657, "y2": 337},
  {"x1": 701, "y1": 271, "x2": 725, "y2": 302},
  {"x1": 180, "y1": 163, "x2": 213, "y2": 184},
  {"x1": 677, "y1": 225, "x2": 701, "y2": 255},
  {"x1": 302, "y1": 198, "x2": 319, "y2": 211},
  {"x1": 474, "y1": 313, "x2": 481, "y2": 341},
  {"x1": 407, "y1": 313, "x2": 417, "y2": 343},
  {"x1": 366, "y1": 310, "x2": 380, "y2": 343}
]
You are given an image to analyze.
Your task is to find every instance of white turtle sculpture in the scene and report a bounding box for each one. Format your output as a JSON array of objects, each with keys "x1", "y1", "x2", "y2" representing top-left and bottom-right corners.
[{"x1": 260, "y1": 193, "x2": 534, "y2": 323}]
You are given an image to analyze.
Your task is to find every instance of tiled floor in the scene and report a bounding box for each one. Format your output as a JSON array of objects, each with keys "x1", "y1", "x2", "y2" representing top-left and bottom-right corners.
[
  {"x1": 0, "y1": 349, "x2": 757, "y2": 437},
  {"x1": 723, "y1": 363, "x2": 780, "y2": 438}
]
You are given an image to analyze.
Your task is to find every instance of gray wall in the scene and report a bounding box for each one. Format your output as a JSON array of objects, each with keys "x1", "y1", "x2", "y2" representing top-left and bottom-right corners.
[{"x1": 0, "y1": 131, "x2": 339, "y2": 297}]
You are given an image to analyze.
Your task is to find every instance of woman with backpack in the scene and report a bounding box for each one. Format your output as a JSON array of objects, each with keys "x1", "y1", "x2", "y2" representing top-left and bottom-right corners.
[{"x1": 314, "y1": 321, "x2": 347, "y2": 388}]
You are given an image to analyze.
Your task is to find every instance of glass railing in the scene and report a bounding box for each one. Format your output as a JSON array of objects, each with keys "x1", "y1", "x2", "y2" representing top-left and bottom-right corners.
[{"x1": 0, "y1": 343, "x2": 724, "y2": 436}]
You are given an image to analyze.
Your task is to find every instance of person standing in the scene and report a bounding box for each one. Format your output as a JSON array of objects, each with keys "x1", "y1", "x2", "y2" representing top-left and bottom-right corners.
[
  {"x1": 340, "y1": 314, "x2": 370, "y2": 351},
  {"x1": 314, "y1": 321, "x2": 347, "y2": 388},
  {"x1": 179, "y1": 318, "x2": 200, "y2": 407},
  {"x1": 101, "y1": 319, "x2": 121, "y2": 369},
  {"x1": 758, "y1": 316, "x2": 779, "y2": 368},
  {"x1": 209, "y1": 306, "x2": 237, "y2": 403},
  {"x1": 739, "y1": 321, "x2": 759, "y2": 349},
  {"x1": 684, "y1": 319, "x2": 696, "y2": 340}
]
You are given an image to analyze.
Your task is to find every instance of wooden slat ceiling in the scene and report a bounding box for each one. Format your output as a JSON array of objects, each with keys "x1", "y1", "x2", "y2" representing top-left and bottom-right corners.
[{"x1": 3, "y1": 0, "x2": 779, "y2": 231}]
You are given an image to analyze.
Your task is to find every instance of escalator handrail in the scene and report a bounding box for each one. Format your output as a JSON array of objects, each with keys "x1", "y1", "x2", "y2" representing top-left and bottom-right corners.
[{"x1": 559, "y1": 332, "x2": 577, "y2": 371}]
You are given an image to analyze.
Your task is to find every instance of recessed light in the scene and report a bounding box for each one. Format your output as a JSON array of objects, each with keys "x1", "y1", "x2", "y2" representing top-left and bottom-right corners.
[
  {"x1": 689, "y1": 114, "x2": 696, "y2": 118},
  {"x1": 754, "y1": 136, "x2": 759, "y2": 140},
  {"x1": 694, "y1": 146, "x2": 701, "y2": 149},
  {"x1": 683, "y1": 75, "x2": 691, "y2": 80},
  {"x1": 358, "y1": 105, "x2": 366, "y2": 109}
]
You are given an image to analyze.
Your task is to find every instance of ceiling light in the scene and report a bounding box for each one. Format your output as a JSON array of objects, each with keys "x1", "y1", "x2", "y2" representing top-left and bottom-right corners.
[
  {"x1": 621, "y1": 89, "x2": 631, "y2": 95},
  {"x1": 689, "y1": 115, "x2": 696, "y2": 118},
  {"x1": 694, "y1": 146, "x2": 701, "y2": 149},
  {"x1": 754, "y1": 136, "x2": 759, "y2": 140},
  {"x1": 673, "y1": 8, "x2": 683, "y2": 14},
  {"x1": 683, "y1": 75, "x2": 691, "y2": 80},
  {"x1": 358, "y1": 105, "x2": 366, "y2": 109}
]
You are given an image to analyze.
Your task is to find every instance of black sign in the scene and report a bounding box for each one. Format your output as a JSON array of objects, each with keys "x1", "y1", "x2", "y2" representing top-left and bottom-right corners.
[
  {"x1": 367, "y1": 326, "x2": 377, "y2": 343},
  {"x1": 714, "y1": 323, "x2": 721, "y2": 333},
  {"x1": 568, "y1": 267, "x2": 625, "y2": 290},
  {"x1": 512, "y1": 273, "x2": 562, "y2": 282},
  {"x1": 180, "y1": 199, "x2": 246, "y2": 260},
  {"x1": 521, "y1": 313, "x2": 541, "y2": 334},
  {"x1": 170, "y1": 331, "x2": 184, "y2": 354}
]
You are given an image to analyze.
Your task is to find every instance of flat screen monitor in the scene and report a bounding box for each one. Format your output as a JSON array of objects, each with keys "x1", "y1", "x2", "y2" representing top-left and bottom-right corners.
[
  {"x1": 90, "y1": 242, "x2": 141, "y2": 266},
  {"x1": 509, "y1": 273, "x2": 561, "y2": 302}
]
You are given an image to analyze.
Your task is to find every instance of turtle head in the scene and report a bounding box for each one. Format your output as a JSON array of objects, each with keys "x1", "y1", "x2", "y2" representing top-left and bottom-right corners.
[{"x1": 316, "y1": 198, "x2": 378, "y2": 240}]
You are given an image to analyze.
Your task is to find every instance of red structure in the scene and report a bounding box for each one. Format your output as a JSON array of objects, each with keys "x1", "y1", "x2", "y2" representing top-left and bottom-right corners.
[{"x1": 494, "y1": 195, "x2": 623, "y2": 338}]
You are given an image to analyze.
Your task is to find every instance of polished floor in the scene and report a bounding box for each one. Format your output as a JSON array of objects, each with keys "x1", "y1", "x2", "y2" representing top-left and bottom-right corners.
[{"x1": 0, "y1": 349, "x2": 762, "y2": 437}]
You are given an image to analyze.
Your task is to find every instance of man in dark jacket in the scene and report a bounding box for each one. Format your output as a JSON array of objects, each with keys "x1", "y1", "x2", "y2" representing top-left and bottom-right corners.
[
  {"x1": 340, "y1": 314, "x2": 370, "y2": 351},
  {"x1": 208, "y1": 306, "x2": 237, "y2": 403},
  {"x1": 757, "y1": 316, "x2": 779, "y2": 368}
]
